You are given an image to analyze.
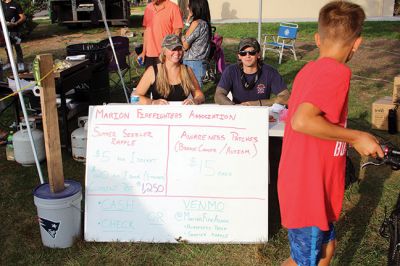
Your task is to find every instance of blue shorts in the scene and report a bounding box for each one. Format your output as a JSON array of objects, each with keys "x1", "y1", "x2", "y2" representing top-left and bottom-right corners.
[{"x1": 288, "y1": 223, "x2": 336, "y2": 266}]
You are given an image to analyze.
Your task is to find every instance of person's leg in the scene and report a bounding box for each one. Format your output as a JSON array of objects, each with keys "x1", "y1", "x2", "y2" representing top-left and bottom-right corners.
[
  {"x1": 285, "y1": 224, "x2": 336, "y2": 266},
  {"x1": 183, "y1": 60, "x2": 204, "y2": 89},
  {"x1": 318, "y1": 223, "x2": 337, "y2": 266},
  {"x1": 3, "y1": 33, "x2": 23, "y2": 70},
  {"x1": 318, "y1": 240, "x2": 336, "y2": 266},
  {"x1": 14, "y1": 43, "x2": 24, "y2": 71},
  {"x1": 4, "y1": 46, "x2": 10, "y2": 62},
  {"x1": 281, "y1": 257, "x2": 297, "y2": 266},
  {"x1": 200, "y1": 59, "x2": 207, "y2": 82},
  {"x1": 3, "y1": 46, "x2": 11, "y2": 70},
  {"x1": 8, "y1": 32, "x2": 23, "y2": 63},
  {"x1": 14, "y1": 44, "x2": 23, "y2": 64}
]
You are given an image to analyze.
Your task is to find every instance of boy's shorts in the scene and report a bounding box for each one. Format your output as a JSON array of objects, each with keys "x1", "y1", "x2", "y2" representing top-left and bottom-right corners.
[{"x1": 288, "y1": 223, "x2": 336, "y2": 266}]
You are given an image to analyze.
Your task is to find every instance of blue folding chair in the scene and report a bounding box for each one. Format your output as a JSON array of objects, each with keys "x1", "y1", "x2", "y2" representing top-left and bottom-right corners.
[{"x1": 262, "y1": 23, "x2": 298, "y2": 64}]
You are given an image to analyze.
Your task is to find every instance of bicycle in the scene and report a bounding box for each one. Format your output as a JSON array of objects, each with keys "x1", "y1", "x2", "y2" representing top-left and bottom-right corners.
[{"x1": 362, "y1": 144, "x2": 400, "y2": 266}]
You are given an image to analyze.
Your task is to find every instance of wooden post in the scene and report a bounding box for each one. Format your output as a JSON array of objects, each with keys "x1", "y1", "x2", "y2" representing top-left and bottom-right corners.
[
  {"x1": 394, "y1": 76, "x2": 400, "y2": 103},
  {"x1": 38, "y1": 54, "x2": 65, "y2": 193}
]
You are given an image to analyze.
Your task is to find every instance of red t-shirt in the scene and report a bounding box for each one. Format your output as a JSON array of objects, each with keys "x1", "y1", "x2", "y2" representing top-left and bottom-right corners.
[
  {"x1": 278, "y1": 57, "x2": 351, "y2": 231},
  {"x1": 143, "y1": 0, "x2": 183, "y2": 57}
]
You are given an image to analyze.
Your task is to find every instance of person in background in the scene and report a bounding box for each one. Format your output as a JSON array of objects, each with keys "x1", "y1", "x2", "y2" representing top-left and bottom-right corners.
[
  {"x1": 133, "y1": 34, "x2": 205, "y2": 105},
  {"x1": 138, "y1": 0, "x2": 183, "y2": 69},
  {"x1": 178, "y1": 0, "x2": 189, "y2": 22},
  {"x1": 278, "y1": 2, "x2": 384, "y2": 265},
  {"x1": 181, "y1": 0, "x2": 211, "y2": 89},
  {"x1": 214, "y1": 38, "x2": 290, "y2": 106},
  {"x1": 0, "y1": 128, "x2": 8, "y2": 145},
  {"x1": 1, "y1": 0, "x2": 26, "y2": 72}
]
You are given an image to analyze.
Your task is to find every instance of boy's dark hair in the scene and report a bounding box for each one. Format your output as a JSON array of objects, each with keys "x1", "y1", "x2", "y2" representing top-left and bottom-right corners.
[{"x1": 318, "y1": 1, "x2": 366, "y2": 45}]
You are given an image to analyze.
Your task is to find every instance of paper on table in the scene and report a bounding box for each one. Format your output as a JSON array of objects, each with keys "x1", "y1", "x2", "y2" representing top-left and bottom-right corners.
[
  {"x1": 168, "y1": 101, "x2": 183, "y2": 105},
  {"x1": 66, "y1": 55, "x2": 86, "y2": 61},
  {"x1": 271, "y1": 103, "x2": 286, "y2": 113},
  {"x1": 7, "y1": 77, "x2": 35, "y2": 93}
]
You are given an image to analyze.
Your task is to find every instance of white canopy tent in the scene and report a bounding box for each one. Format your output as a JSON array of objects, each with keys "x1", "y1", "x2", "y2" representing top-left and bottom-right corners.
[{"x1": 258, "y1": 0, "x2": 263, "y2": 43}]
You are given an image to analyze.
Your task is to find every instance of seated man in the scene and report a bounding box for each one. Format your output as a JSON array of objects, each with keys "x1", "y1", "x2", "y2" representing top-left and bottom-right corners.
[{"x1": 214, "y1": 38, "x2": 289, "y2": 106}]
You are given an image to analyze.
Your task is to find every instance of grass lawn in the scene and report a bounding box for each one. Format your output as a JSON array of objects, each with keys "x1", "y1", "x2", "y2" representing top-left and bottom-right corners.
[{"x1": 0, "y1": 20, "x2": 400, "y2": 265}]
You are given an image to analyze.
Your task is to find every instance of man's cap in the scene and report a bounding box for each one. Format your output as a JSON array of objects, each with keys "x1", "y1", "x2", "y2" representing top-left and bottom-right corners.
[
  {"x1": 238, "y1": 38, "x2": 261, "y2": 52},
  {"x1": 162, "y1": 34, "x2": 183, "y2": 50}
]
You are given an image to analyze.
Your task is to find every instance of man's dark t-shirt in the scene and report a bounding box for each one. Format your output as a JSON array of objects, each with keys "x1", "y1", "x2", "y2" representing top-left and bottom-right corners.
[
  {"x1": 2, "y1": 0, "x2": 23, "y2": 32},
  {"x1": 217, "y1": 63, "x2": 287, "y2": 104}
]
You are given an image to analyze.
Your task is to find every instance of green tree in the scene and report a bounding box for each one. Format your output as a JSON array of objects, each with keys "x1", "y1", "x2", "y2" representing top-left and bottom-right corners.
[{"x1": 17, "y1": 0, "x2": 47, "y2": 36}]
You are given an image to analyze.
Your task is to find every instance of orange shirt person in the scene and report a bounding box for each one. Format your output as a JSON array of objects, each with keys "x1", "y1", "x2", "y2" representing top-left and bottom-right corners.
[{"x1": 138, "y1": 0, "x2": 183, "y2": 69}]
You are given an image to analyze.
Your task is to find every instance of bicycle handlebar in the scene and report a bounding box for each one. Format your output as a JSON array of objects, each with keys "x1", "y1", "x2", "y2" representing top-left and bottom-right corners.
[{"x1": 361, "y1": 145, "x2": 400, "y2": 170}]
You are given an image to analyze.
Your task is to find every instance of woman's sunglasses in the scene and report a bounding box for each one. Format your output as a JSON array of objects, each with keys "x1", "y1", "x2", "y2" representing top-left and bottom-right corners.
[{"x1": 238, "y1": 50, "x2": 257, "y2": 56}]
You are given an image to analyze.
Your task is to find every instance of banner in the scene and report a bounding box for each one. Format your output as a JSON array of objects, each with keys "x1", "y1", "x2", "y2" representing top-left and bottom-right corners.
[{"x1": 84, "y1": 105, "x2": 269, "y2": 243}]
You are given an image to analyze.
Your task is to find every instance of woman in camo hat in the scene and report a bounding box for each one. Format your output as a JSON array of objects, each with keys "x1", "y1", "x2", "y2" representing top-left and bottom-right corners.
[{"x1": 134, "y1": 34, "x2": 205, "y2": 105}]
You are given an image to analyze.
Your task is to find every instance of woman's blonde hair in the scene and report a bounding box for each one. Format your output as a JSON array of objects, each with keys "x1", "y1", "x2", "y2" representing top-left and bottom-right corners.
[{"x1": 156, "y1": 48, "x2": 194, "y2": 98}]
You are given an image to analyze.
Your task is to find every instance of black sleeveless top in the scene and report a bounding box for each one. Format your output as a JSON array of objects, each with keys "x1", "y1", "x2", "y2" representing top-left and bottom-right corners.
[{"x1": 150, "y1": 64, "x2": 188, "y2": 101}]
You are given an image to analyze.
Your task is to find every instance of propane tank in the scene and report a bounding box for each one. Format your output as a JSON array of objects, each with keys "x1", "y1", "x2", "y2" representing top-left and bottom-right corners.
[
  {"x1": 13, "y1": 118, "x2": 46, "y2": 166},
  {"x1": 71, "y1": 116, "x2": 88, "y2": 162}
]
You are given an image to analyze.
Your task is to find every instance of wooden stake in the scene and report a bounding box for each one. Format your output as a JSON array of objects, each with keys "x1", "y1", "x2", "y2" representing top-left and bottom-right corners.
[
  {"x1": 394, "y1": 75, "x2": 400, "y2": 103},
  {"x1": 38, "y1": 54, "x2": 65, "y2": 193}
]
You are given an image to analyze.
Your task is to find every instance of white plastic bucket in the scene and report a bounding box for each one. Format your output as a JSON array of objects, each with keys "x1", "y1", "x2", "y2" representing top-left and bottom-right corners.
[{"x1": 33, "y1": 180, "x2": 82, "y2": 248}]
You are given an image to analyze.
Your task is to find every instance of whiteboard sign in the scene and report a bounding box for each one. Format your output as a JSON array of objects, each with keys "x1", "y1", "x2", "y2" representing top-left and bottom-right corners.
[{"x1": 84, "y1": 105, "x2": 269, "y2": 243}]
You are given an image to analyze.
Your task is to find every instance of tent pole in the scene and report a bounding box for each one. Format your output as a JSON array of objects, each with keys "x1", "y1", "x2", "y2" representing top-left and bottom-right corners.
[
  {"x1": 97, "y1": 0, "x2": 130, "y2": 103},
  {"x1": 258, "y1": 0, "x2": 263, "y2": 43},
  {"x1": 0, "y1": 4, "x2": 45, "y2": 184}
]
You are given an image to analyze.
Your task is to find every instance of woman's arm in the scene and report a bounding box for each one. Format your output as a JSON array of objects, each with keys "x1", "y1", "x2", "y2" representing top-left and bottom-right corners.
[
  {"x1": 181, "y1": 20, "x2": 199, "y2": 51},
  {"x1": 134, "y1": 66, "x2": 155, "y2": 105},
  {"x1": 183, "y1": 67, "x2": 205, "y2": 105}
]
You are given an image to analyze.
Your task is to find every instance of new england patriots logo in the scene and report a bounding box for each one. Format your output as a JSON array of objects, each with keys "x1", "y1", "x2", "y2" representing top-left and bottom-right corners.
[{"x1": 39, "y1": 217, "x2": 60, "y2": 238}]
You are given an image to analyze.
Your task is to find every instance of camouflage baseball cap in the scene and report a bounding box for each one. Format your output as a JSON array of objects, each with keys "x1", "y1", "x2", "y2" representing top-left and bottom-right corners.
[
  {"x1": 162, "y1": 34, "x2": 183, "y2": 50},
  {"x1": 238, "y1": 37, "x2": 261, "y2": 52}
]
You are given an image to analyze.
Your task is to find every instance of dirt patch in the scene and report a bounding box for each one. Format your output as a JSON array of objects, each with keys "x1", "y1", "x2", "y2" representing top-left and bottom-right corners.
[
  {"x1": 0, "y1": 24, "x2": 137, "y2": 62},
  {"x1": 23, "y1": 32, "x2": 110, "y2": 60},
  {"x1": 296, "y1": 39, "x2": 400, "y2": 85}
]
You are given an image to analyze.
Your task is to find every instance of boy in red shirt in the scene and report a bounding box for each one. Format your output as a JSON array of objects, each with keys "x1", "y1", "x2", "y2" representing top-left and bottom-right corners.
[{"x1": 278, "y1": 1, "x2": 384, "y2": 265}]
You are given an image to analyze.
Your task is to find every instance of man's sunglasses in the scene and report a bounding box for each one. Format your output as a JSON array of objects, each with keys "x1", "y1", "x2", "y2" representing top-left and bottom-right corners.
[{"x1": 238, "y1": 50, "x2": 257, "y2": 56}]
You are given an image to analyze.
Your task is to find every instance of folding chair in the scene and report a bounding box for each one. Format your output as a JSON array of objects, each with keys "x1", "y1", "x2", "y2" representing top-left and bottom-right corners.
[
  {"x1": 262, "y1": 23, "x2": 298, "y2": 64},
  {"x1": 203, "y1": 27, "x2": 225, "y2": 84},
  {"x1": 100, "y1": 36, "x2": 132, "y2": 89}
]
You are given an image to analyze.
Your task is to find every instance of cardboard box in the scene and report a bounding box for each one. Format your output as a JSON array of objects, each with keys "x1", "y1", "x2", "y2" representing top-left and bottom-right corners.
[
  {"x1": 393, "y1": 75, "x2": 400, "y2": 103},
  {"x1": 371, "y1": 96, "x2": 400, "y2": 131}
]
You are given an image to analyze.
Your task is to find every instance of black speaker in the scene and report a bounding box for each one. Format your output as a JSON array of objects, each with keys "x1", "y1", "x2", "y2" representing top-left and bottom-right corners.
[{"x1": 388, "y1": 107, "x2": 398, "y2": 134}]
